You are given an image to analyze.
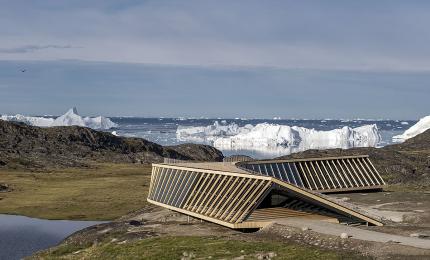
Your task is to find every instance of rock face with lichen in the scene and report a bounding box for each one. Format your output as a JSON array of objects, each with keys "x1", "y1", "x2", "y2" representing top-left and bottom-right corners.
[{"x1": 0, "y1": 120, "x2": 223, "y2": 169}]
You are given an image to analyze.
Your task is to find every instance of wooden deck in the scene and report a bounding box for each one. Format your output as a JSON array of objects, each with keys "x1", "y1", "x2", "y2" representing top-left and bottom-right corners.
[{"x1": 245, "y1": 207, "x2": 339, "y2": 223}]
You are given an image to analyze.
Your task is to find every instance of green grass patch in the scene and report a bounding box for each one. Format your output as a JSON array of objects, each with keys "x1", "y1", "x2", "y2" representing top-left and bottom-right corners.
[
  {"x1": 0, "y1": 163, "x2": 152, "y2": 220},
  {"x1": 34, "y1": 236, "x2": 361, "y2": 260}
]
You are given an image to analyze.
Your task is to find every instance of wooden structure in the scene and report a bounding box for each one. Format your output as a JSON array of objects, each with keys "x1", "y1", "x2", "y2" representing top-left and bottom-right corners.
[
  {"x1": 147, "y1": 155, "x2": 385, "y2": 229},
  {"x1": 237, "y1": 155, "x2": 385, "y2": 193}
]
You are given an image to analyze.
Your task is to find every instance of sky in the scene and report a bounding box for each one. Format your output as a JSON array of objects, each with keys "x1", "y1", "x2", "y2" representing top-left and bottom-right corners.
[{"x1": 0, "y1": 0, "x2": 429, "y2": 119}]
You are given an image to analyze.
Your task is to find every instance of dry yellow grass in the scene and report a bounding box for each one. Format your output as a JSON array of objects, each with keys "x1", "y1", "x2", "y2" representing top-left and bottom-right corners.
[{"x1": 0, "y1": 163, "x2": 152, "y2": 220}]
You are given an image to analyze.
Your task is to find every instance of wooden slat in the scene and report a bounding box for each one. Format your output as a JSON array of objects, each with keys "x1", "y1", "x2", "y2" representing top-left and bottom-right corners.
[
  {"x1": 171, "y1": 171, "x2": 192, "y2": 207},
  {"x1": 310, "y1": 161, "x2": 330, "y2": 189},
  {"x1": 199, "y1": 175, "x2": 229, "y2": 215},
  {"x1": 305, "y1": 161, "x2": 321, "y2": 190},
  {"x1": 235, "y1": 181, "x2": 272, "y2": 223},
  {"x1": 205, "y1": 176, "x2": 235, "y2": 216},
  {"x1": 194, "y1": 174, "x2": 222, "y2": 214},
  {"x1": 160, "y1": 168, "x2": 179, "y2": 203},
  {"x1": 362, "y1": 157, "x2": 384, "y2": 185},
  {"x1": 176, "y1": 171, "x2": 197, "y2": 208},
  {"x1": 216, "y1": 178, "x2": 249, "y2": 219},
  {"x1": 148, "y1": 166, "x2": 161, "y2": 199},
  {"x1": 274, "y1": 163, "x2": 284, "y2": 181},
  {"x1": 220, "y1": 178, "x2": 254, "y2": 220},
  {"x1": 229, "y1": 179, "x2": 267, "y2": 222},
  {"x1": 320, "y1": 160, "x2": 339, "y2": 189},
  {"x1": 184, "y1": 172, "x2": 207, "y2": 209},
  {"x1": 162, "y1": 169, "x2": 181, "y2": 204},
  {"x1": 291, "y1": 163, "x2": 303, "y2": 187},
  {"x1": 345, "y1": 158, "x2": 365, "y2": 186},
  {"x1": 298, "y1": 162, "x2": 315, "y2": 190},
  {"x1": 154, "y1": 167, "x2": 170, "y2": 202},
  {"x1": 239, "y1": 154, "x2": 369, "y2": 164},
  {"x1": 351, "y1": 158, "x2": 372, "y2": 186},
  {"x1": 281, "y1": 163, "x2": 292, "y2": 184},
  {"x1": 331, "y1": 159, "x2": 352, "y2": 187},
  {"x1": 230, "y1": 180, "x2": 265, "y2": 223},
  {"x1": 222, "y1": 178, "x2": 256, "y2": 221},
  {"x1": 189, "y1": 173, "x2": 214, "y2": 212},
  {"x1": 338, "y1": 159, "x2": 359, "y2": 187},
  {"x1": 327, "y1": 160, "x2": 347, "y2": 188},
  {"x1": 166, "y1": 170, "x2": 186, "y2": 206}
]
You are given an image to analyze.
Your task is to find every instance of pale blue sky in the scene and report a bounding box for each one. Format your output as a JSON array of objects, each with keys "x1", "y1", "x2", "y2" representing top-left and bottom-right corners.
[{"x1": 0, "y1": 1, "x2": 429, "y2": 119}]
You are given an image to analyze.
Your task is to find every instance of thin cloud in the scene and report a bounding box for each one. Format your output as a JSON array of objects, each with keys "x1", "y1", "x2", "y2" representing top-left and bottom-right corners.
[{"x1": 0, "y1": 45, "x2": 78, "y2": 54}]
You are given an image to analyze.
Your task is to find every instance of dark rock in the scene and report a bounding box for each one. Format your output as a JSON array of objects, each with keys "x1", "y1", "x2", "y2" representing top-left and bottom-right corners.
[
  {"x1": 128, "y1": 220, "x2": 142, "y2": 226},
  {"x1": 0, "y1": 183, "x2": 11, "y2": 192},
  {"x1": 0, "y1": 120, "x2": 224, "y2": 169}
]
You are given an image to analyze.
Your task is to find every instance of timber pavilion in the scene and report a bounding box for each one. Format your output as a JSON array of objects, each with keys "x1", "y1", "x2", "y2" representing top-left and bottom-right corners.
[{"x1": 147, "y1": 155, "x2": 385, "y2": 229}]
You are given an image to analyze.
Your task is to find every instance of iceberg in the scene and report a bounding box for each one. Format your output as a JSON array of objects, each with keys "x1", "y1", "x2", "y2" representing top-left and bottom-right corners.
[
  {"x1": 393, "y1": 115, "x2": 430, "y2": 141},
  {"x1": 0, "y1": 114, "x2": 54, "y2": 127},
  {"x1": 177, "y1": 121, "x2": 382, "y2": 153},
  {"x1": 176, "y1": 121, "x2": 253, "y2": 143},
  {"x1": 84, "y1": 116, "x2": 118, "y2": 130},
  {"x1": 51, "y1": 107, "x2": 86, "y2": 127},
  {"x1": 1, "y1": 107, "x2": 118, "y2": 130}
]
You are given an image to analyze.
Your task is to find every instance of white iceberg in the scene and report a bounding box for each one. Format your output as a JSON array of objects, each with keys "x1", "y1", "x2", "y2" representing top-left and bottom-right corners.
[
  {"x1": 177, "y1": 121, "x2": 381, "y2": 153},
  {"x1": 1, "y1": 114, "x2": 54, "y2": 127},
  {"x1": 84, "y1": 116, "x2": 118, "y2": 130},
  {"x1": 51, "y1": 107, "x2": 86, "y2": 127},
  {"x1": 1, "y1": 107, "x2": 118, "y2": 130},
  {"x1": 176, "y1": 121, "x2": 253, "y2": 143},
  {"x1": 393, "y1": 115, "x2": 430, "y2": 141}
]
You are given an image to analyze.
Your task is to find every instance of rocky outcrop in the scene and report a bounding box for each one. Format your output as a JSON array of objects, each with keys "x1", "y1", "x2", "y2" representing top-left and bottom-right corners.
[{"x1": 0, "y1": 120, "x2": 223, "y2": 169}]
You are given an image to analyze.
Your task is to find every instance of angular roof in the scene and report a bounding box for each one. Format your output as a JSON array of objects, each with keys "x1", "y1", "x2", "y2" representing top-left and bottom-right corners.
[
  {"x1": 237, "y1": 155, "x2": 385, "y2": 193},
  {"x1": 147, "y1": 155, "x2": 385, "y2": 229}
]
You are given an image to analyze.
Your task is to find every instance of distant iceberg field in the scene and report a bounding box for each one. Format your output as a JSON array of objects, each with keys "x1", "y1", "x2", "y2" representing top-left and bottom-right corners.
[
  {"x1": 1, "y1": 107, "x2": 117, "y2": 130},
  {"x1": 177, "y1": 121, "x2": 382, "y2": 153}
]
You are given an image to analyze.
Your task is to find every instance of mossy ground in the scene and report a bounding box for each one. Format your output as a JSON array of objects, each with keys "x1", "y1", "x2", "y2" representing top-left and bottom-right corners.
[
  {"x1": 0, "y1": 163, "x2": 152, "y2": 220},
  {"x1": 32, "y1": 236, "x2": 361, "y2": 260}
]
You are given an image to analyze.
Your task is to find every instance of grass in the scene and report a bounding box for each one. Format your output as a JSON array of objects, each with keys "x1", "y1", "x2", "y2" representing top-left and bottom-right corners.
[
  {"x1": 0, "y1": 163, "x2": 152, "y2": 220},
  {"x1": 33, "y1": 236, "x2": 360, "y2": 260}
]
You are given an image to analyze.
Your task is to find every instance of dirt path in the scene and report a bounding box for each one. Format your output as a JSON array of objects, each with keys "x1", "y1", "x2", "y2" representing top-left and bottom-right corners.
[{"x1": 275, "y1": 218, "x2": 430, "y2": 249}]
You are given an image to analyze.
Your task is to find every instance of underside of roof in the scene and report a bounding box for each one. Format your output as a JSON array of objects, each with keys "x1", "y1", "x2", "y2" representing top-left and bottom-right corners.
[{"x1": 147, "y1": 155, "x2": 385, "y2": 229}]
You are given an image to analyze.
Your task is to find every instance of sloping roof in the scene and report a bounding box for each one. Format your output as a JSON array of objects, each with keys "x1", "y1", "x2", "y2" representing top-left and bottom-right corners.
[
  {"x1": 147, "y1": 155, "x2": 385, "y2": 229},
  {"x1": 237, "y1": 155, "x2": 385, "y2": 193}
]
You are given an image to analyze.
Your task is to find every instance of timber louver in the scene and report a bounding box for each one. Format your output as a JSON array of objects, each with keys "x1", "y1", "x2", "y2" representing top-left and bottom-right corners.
[
  {"x1": 237, "y1": 155, "x2": 385, "y2": 192},
  {"x1": 147, "y1": 155, "x2": 385, "y2": 229},
  {"x1": 148, "y1": 165, "x2": 272, "y2": 224}
]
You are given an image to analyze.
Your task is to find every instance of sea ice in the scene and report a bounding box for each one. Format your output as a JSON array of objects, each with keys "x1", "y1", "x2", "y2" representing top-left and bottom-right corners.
[
  {"x1": 1, "y1": 107, "x2": 118, "y2": 130},
  {"x1": 393, "y1": 115, "x2": 430, "y2": 141},
  {"x1": 177, "y1": 121, "x2": 381, "y2": 153},
  {"x1": 0, "y1": 114, "x2": 54, "y2": 127}
]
